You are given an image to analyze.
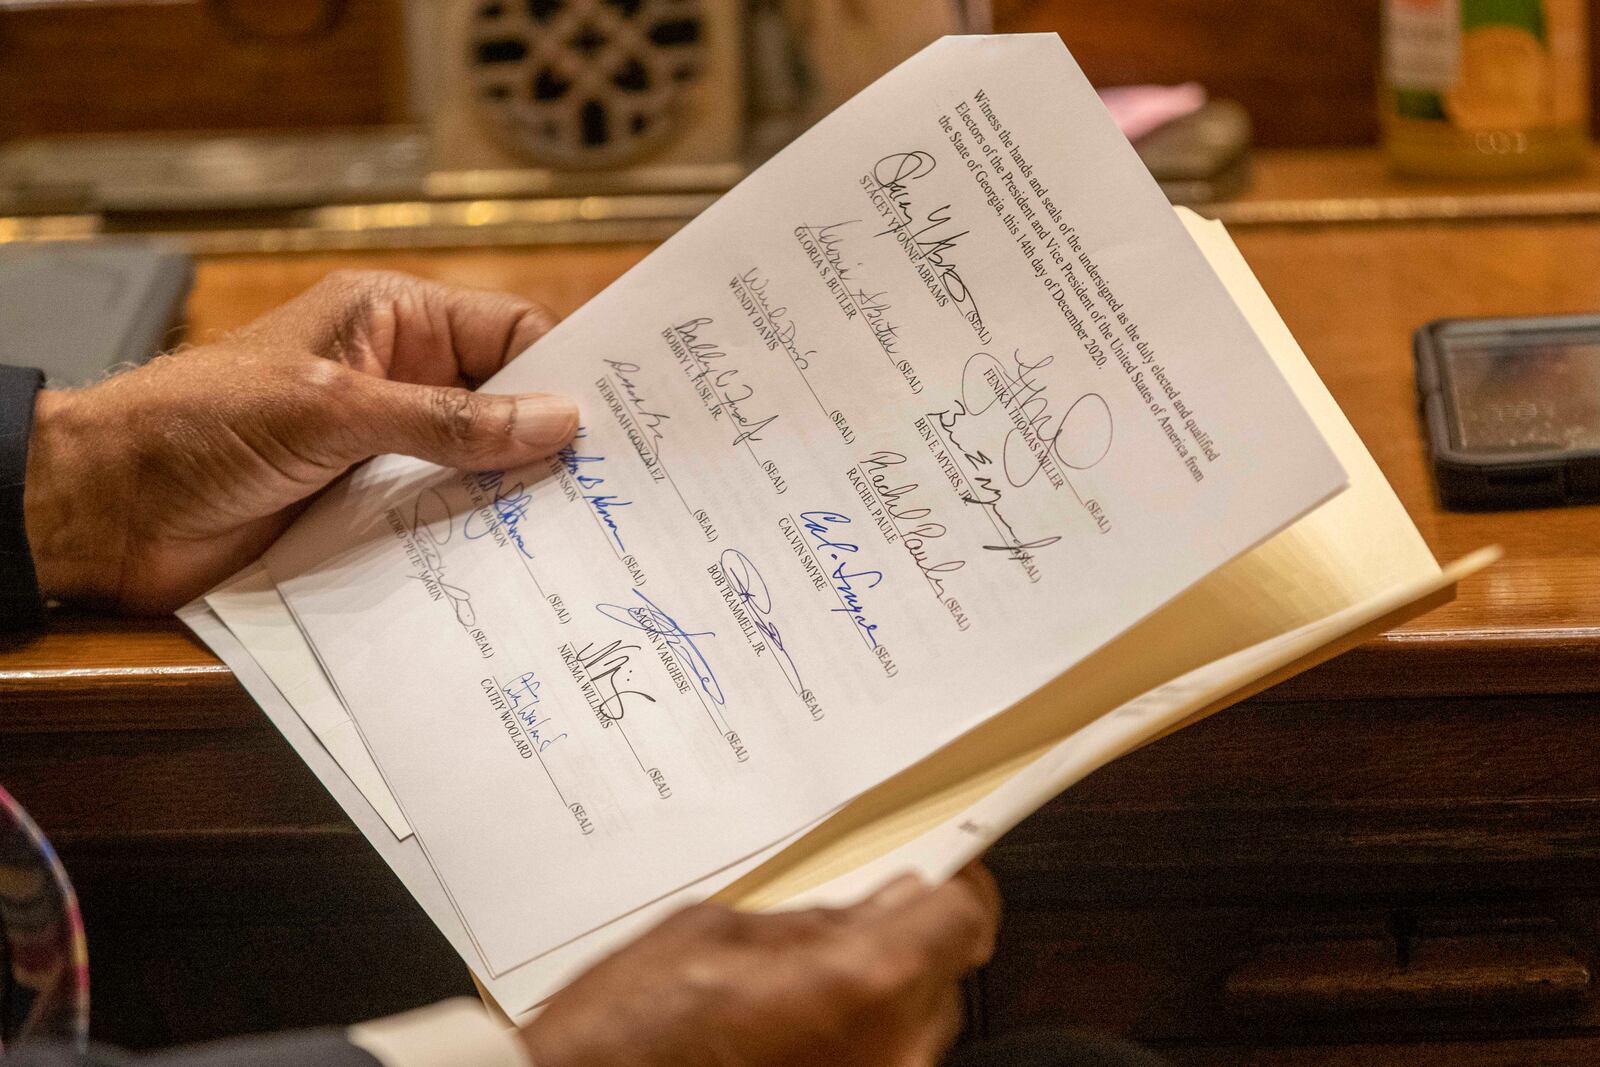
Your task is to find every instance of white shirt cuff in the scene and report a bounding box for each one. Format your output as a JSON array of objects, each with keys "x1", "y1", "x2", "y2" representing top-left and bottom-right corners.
[{"x1": 348, "y1": 998, "x2": 533, "y2": 1067}]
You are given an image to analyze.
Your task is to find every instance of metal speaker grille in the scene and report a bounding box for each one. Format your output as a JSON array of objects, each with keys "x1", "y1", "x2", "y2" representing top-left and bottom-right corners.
[{"x1": 469, "y1": 0, "x2": 707, "y2": 169}]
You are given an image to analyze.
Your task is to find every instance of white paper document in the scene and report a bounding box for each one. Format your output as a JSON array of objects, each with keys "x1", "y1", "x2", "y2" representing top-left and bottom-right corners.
[
  {"x1": 186, "y1": 206, "x2": 1480, "y2": 1017},
  {"x1": 206, "y1": 566, "x2": 411, "y2": 839},
  {"x1": 263, "y1": 35, "x2": 1346, "y2": 977},
  {"x1": 184, "y1": 590, "x2": 817, "y2": 1017}
]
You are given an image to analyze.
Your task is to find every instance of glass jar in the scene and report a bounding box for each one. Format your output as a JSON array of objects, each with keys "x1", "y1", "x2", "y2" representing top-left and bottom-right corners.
[{"x1": 1382, "y1": 0, "x2": 1590, "y2": 178}]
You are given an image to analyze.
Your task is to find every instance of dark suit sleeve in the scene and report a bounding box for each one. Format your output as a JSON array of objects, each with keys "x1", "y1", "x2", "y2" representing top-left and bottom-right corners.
[
  {"x1": 0, "y1": 364, "x2": 46, "y2": 632},
  {"x1": 3, "y1": 1031, "x2": 381, "y2": 1067}
]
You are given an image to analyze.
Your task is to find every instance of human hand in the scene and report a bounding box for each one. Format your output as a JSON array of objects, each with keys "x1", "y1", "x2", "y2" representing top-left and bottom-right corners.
[
  {"x1": 521, "y1": 864, "x2": 1001, "y2": 1067},
  {"x1": 23, "y1": 270, "x2": 578, "y2": 613}
]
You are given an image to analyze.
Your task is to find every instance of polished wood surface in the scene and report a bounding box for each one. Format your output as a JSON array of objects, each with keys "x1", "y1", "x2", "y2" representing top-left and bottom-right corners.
[
  {"x1": 6, "y1": 154, "x2": 1600, "y2": 1059},
  {"x1": 1237, "y1": 148, "x2": 1600, "y2": 206}
]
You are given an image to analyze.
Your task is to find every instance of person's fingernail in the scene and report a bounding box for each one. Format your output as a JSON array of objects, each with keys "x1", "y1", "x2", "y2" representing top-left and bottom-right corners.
[{"x1": 512, "y1": 394, "x2": 579, "y2": 448}]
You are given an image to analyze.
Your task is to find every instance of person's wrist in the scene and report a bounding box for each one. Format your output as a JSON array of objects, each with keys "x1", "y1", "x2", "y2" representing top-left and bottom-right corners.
[
  {"x1": 517, "y1": 1012, "x2": 612, "y2": 1067},
  {"x1": 517, "y1": 1017, "x2": 566, "y2": 1067},
  {"x1": 23, "y1": 389, "x2": 127, "y2": 605}
]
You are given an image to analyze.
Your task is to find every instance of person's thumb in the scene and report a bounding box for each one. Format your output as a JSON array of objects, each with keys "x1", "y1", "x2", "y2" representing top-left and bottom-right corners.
[{"x1": 337, "y1": 373, "x2": 579, "y2": 471}]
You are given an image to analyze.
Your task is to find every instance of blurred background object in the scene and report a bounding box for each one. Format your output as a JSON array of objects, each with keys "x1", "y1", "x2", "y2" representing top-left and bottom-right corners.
[
  {"x1": 0, "y1": 241, "x2": 192, "y2": 383},
  {"x1": 0, "y1": 0, "x2": 1596, "y2": 249},
  {"x1": 0, "y1": 0, "x2": 985, "y2": 214},
  {"x1": 0, "y1": 0, "x2": 411, "y2": 140},
  {"x1": 1100, "y1": 83, "x2": 1208, "y2": 142},
  {"x1": 1131, "y1": 99, "x2": 1253, "y2": 205},
  {"x1": 424, "y1": 0, "x2": 748, "y2": 197},
  {"x1": 993, "y1": 0, "x2": 1390, "y2": 148},
  {"x1": 745, "y1": 0, "x2": 977, "y2": 158},
  {"x1": 1381, "y1": 0, "x2": 1590, "y2": 178},
  {"x1": 0, "y1": 0, "x2": 420, "y2": 213}
]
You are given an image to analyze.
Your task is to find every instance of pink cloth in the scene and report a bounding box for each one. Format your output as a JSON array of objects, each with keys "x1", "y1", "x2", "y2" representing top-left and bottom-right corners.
[{"x1": 1099, "y1": 83, "x2": 1208, "y2": 141}]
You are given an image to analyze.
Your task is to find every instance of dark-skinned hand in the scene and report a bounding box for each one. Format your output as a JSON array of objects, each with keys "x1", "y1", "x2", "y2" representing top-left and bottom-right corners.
[{"x1": 24, "y1": 270, "x2": 578, "y2": 612}]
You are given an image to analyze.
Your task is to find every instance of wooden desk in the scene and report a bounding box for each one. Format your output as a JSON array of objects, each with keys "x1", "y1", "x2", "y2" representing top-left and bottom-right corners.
[{"x1": 6, "y1": 205, "x2": 1600, "y2": 1060}]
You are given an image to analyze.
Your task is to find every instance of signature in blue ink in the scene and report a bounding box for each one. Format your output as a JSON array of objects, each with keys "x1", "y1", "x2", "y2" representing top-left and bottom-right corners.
[
  {"x1": 503, "y1": 670, "x2": 566, "y2": 753},
  {"x1": 558, "y1": 429, "x2": 633, "y2": 551},
  {"x1": 502, "y1": 670, "x2": 541, "y2": 709},
  {"x1": 521, "y1": 712, "x2": 567, "y2": 753},
  {"x1": 719, "y1": 549, "x2": 805, "y2": 696},
  {"x1": 597, "y1": 590, "x2": 724, "y2": 706},
  {"x1": 519, "y1": 704, "x2": 566, "y2": 753},
  {"x1": 799, "y1": 511, "x2": 860, "y2": 555},
  {"x1": 586, "y1": 494, "x2": 633, "y2": 551},
  {"x1": 800, "y1": 511, "x2": 885, "y2": 648},
  {"x1": 830, "y1": 561, "x2": 884, "y2": 647},
  {"x1": 465, "y1": 472, "x2": 537, "y2": 559}
]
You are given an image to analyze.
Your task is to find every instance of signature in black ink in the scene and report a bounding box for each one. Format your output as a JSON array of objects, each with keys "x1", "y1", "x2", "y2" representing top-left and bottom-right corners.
[
  {"x1": 871, "y1": 151, "x2": 983, "y2": 324},
  {"x1": 893, "y1": 206, "x2": 977, "y2": 305},
  {"x1": 734, "y1": 269, "x2": 813, "y2": 371},
  {"x1": 409, "y1": 488, "x2": 477, "y2": 628},
  {"x1": 575, "y1": 638, "x2": 656, "y2": 722},
  {"x1": 672, "y1": 318, "x2": 780, "y2": 446},
  {"x1": 604, "y1": 359, "x2": 671, "y2": 450},
  {"x1": 852, "y1": 286, "x2": 901, "y2": 355},
  {"x1": 872, "y1": 151, "x2": 938, "y2": 223},
  {"x1": 930, "y1": 405, "x2": 1062, "y2": 571},
  {"x1": 958, "y1": 350, "x2": 1114, "y2": 488},
  {"x1": 597, "y1": 590, "x2": 725, "y2": 706},
  {"x1": 812, "y1": 220, "x2": 861, "y2": 287},
  {"x1": 719, "y1": 549, "x2": 805, "y2": 696},
  {"x1": 861, "y1": 451, "x2": 967, "y2": 597}
]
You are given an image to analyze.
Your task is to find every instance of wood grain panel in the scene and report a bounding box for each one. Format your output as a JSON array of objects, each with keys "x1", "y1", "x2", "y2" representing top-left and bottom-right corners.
[
  {"x1": 986, "y1": 904, "x2": 1600, "y2": 1045},
  {"x1": 0, "y1": 0, "x2": 410, "y2": 139},
  {"x1": 994, "y1": 0, "x2": 1385, "y2": 148},
  {"x1": 994, "y1": 0, "x2": 1600, "y2": 148},
  {"x1": 991, "y1": 696, "x2": 1600, "y2": 902},
  {"x1": 1171, "y1": 1036, "x2": 1600, "y2": 1066}
]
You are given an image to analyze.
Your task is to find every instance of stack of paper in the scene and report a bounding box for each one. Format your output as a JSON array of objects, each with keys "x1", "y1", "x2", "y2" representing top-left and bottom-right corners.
[{"x1": 181, "y1": 34, "x2": 1493, "y2": 1021}]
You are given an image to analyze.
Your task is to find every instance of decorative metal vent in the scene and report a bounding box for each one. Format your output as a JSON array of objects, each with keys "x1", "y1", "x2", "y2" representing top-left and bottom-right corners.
[{"x1": 468, "y1": 0, "x2": 706, "y2": 169}]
